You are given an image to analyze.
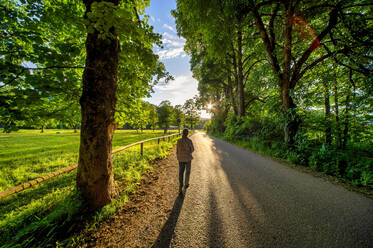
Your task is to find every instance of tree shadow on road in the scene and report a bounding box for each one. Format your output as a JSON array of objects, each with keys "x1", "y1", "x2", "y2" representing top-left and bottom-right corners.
[{"x1": 152, "y1": 193, "x2": 185, "y2": 248}]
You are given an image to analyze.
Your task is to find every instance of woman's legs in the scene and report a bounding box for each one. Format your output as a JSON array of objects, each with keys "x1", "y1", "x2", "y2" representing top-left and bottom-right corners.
[
  {"x1": 179, "y1": 162, "x2": 186, "y2": 187},
  {"x1": 184, "y1": 161, "x2": 191, "y2": 187}
]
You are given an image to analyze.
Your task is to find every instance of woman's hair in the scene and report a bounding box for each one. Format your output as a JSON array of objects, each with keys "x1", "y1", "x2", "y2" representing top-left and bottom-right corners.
[{"x1": 182, "y1": 129, "x2": 189, "y2": 137}]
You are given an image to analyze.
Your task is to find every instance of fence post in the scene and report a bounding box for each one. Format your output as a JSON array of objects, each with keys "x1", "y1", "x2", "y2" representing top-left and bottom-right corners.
[
  {"x1": 168, "y1": 137, "x2": 170, "y2": 142},
  {"x1": 140, "y1": 142, "x2": 143, "y2": 157},
  {"x1": 158, "y1": 138, "x2": 160, "y2": 144}
]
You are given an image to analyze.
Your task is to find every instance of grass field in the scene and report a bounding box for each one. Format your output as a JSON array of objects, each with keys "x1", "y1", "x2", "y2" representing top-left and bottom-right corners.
[{"x1": 0, "y1": 129, "x2": 179, "y2": 247}]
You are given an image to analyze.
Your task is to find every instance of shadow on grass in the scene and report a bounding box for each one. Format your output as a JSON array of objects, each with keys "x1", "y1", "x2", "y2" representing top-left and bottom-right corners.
[{"x1": 152, "y1": 193, "x2": 185, "y2": 248}]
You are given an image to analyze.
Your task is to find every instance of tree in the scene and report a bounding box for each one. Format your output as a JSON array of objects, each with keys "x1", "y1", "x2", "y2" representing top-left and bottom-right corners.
[
  {"x1": 1, "y1": 0, "x2": 85, "y2": 132},
  {"x1": 77, "y1": 0, "x2": 168, "y2": 207},
  {"x1": 173, "y1": 105, "x2": 184, "y2": 134},
  {"x1": 158, "y1": 100, "x2": 174, "y2": 134},
  {"x1": 148, "y1": 104, "x2": 158, "y2": 131},
  {"x1": 183, "y1": 97, "x2": 200, "y2": 130}
]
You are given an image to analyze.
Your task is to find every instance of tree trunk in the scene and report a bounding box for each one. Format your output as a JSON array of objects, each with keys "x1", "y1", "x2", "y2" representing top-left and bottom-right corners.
[
  {"x1": 164, "y1": 128, "x2": 167, "y2": 134},
  {"x1": 74, "y1": 125, "x2": 78, "y2": 133},
  {"x1": 281, "y1": 3, "x2": 299, "y2": 145},
  {"x1": 281, "y1": 83, "x2": 299, "y2": 144},
  {"x1": 323, "y1": 81, "x2": 332, "y2": 145},
  {"x1": 77, "y1": 0, "x2": 119, "y2": 208},
  {"x1": 227, "y1": 75, "x2": 238, "y2": 115},
  {"x1": 342, "y1": 90, "x2": 351, "y2": 149},
  {"x1": 334, "y1": 80, "x2": 342, "y2": 149},
  {"x1": 41, "y1": 124, "x2": 44, "y2": 133},
  {"x1": 237, "y1": 26, "x2": 245, "y2": 117}
]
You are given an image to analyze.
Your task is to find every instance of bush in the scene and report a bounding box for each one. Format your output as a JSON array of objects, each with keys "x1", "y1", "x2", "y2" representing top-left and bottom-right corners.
[
  {"x1": 224, "y1": 114, "x2": 262, "y2": 140},
  {"x1": 309, "y1": 145, "x2": 334, "y2": 173}
]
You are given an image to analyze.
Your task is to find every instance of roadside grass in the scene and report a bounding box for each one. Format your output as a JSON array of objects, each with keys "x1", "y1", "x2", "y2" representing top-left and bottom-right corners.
[
  {"x1": 0, "y1": 129, "x2": 174, "y2": 191},
  {"x1": 0, "y1": 129, "x2": 178, "y2": 247}
]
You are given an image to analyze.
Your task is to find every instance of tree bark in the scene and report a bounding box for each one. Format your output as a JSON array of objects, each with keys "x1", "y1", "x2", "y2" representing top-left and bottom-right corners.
[
  {"x1": 237, "y1": 26, "x2": 245, "y2": 117},
  {"x1": 334, "y1": 79, "x2": 342, "y2": 149},
  {"x1": 77, "y1": 0, "x2": 119, "y2": 208},
  {"x1": 323, "y1": 81, "x2": 332, "y2": 145},
  {"x1": 342, "y1": 90, "x2": 351, "y2": 149},
  {"x1": 281, "y1": 2, "x2": 299, "y2": 144},
  {"x1": 227, "y1": 75, "x2": 238, "y2": 115}
]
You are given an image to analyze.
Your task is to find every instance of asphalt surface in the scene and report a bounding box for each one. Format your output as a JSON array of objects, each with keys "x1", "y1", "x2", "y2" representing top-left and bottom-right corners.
[{"x1": 155, "y1": 132, "x2": 373, "y2": 248}]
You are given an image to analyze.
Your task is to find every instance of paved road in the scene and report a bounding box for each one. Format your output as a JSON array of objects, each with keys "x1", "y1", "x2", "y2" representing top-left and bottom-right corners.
[{"x1": 155, "y1": 132, "x2": 373, "y2": 248}]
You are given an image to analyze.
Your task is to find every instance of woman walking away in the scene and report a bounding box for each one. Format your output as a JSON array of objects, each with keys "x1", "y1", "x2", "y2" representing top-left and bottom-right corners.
[{"x1": 176, "y1": 129, "x2": 195, "y2": 194}]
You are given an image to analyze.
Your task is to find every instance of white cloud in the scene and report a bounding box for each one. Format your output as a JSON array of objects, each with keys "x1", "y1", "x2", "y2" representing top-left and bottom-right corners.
[
  {"x1": 157, "y1": 47, "x2": 186, "y2": 60},
  {"x1": 146, "y1": 75, "x2": 199, "y2": 106},
  {"x1": 163, "y1": 23, "x2": 176, "y2": 32},
  {"x1": 157, "y1": 32, "x2": 186, "y2": 60}
]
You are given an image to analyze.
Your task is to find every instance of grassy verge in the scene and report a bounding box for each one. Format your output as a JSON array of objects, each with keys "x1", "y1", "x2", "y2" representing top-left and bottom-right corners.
[
  {"x1": 0, "y1": 130, "x2": 178, "y2": 247},
  {"x1": 208, "y1": 132, "x2": 373, "y2": 198}
]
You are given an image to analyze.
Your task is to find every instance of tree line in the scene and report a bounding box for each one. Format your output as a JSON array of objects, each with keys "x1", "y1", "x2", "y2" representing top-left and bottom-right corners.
[{"x1": 173, "y1": 0, "x2": 372, "y2": 186}]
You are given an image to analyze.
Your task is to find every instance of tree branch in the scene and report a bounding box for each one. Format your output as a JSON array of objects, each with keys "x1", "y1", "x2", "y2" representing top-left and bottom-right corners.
[
  {"x1": 294, "y1": 48, "x2": 346, "y2": 85},
  {"x1": 244, "y1": 59, "x2": 267, "y2": 82},
  {"x1": 291, "y1": 7, "x2": 339, "y2": 88},
  {"x1": 250, "y1": 0, "x2": 281, "y2": 77},
  {"x1": 269, "y1": 4, "x2": 280, "y2": 49}
]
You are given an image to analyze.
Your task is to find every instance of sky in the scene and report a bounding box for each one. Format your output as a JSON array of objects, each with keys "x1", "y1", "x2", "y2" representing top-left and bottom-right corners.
[{"x1": 144, "y1": 0, "x2": 210, "y2": 118}]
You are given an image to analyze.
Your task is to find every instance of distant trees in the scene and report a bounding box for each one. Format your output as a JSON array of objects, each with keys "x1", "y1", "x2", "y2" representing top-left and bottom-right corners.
[
  {"x1": 158, "y1": 100, "x2": 174, "y2": 134},
  {"x1": 183, "y1": 98, "x2": 200, "y2": 130},
  {"x1": 173, "y1": 105, "x2": 184, "y2": 134},
  {"x1": 148, "y1": 105, "x2": 158, "y2": 131}
]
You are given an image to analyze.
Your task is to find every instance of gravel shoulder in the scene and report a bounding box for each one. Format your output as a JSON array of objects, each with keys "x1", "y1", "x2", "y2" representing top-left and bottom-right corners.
[{"x1": 82, "y1": 147, "x2": 182, "y2": 247}]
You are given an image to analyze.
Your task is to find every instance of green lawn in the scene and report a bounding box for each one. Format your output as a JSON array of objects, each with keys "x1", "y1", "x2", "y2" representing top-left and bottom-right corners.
[
  {"x1": 0, "y1": 129, "x2": 176, "y2": 192},
  {"x1": 0, "y1": 129, "x2": 178, "y2": 247}
]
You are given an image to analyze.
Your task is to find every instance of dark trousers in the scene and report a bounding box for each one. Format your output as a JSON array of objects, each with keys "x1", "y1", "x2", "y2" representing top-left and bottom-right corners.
[{"x1": 179, "y1": 161, "x2": 191, "y2": 187}]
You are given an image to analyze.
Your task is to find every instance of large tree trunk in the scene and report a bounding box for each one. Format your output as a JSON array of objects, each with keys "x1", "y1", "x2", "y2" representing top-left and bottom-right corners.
[
  {"x1": 334, "y1": 80, "x2": 342, "y2": 149},
  {"x1": 237, "y1": 26, "x2": 245, "y2": 117},
  {"x1": 227, "y1": 75, "x2": 238, "y2": 115},
  {"x1": 342, "y1": 90, "x2": 351, "y2": 149},
  {"x1": 77, "y1": 0, "x2": 119, "y2": 208},
  {"x1": 281, "y1": 3, "x2": 299, "y2": 144},
  {"x1": 323, "y1": 81, "x2": 332, "y2": 145},
  {"x1": 280, "y1": 83, "x2": 299, "y2": 144}
]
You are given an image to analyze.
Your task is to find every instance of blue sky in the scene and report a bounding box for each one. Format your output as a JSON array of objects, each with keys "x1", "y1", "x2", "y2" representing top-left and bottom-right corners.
[{"x1": 144, "y1": 0, "x2": 209, "y2": 118}]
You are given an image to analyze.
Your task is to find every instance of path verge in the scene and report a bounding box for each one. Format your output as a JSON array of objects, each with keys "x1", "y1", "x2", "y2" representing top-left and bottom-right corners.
[{"x1": 76, "y1": 148, "x2": 181, "y2": 247}]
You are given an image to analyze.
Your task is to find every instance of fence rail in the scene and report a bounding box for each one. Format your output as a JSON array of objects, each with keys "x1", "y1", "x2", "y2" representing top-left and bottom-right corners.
[{"x1": 0, "y1": 132, "x2": 181, "y2": 200}]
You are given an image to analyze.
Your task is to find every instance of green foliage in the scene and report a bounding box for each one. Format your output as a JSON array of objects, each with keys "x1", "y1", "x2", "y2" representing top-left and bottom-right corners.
[
  {"x1": 177, "y1": 0, "x2": 372, "y2": 190},
  {"x1": 1, "y1": 0, "x2": 171, "y2": 133},
  {"x1": 157, "y1": 100, "x2": 174, "y2": 133},
  {"x1": 183, "y1": 97, "x2": 200, "y2": 129}
]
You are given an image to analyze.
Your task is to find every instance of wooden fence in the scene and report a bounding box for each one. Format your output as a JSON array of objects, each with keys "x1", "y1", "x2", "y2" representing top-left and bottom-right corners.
[{"x1": 0, "y1": 132, "x2": 181, "y2": 200}]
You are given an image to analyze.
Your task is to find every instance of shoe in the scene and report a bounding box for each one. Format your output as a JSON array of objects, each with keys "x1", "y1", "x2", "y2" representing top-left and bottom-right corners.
[{"x1": 185, "y1": 184, "x2": 189, "y2": 189}]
